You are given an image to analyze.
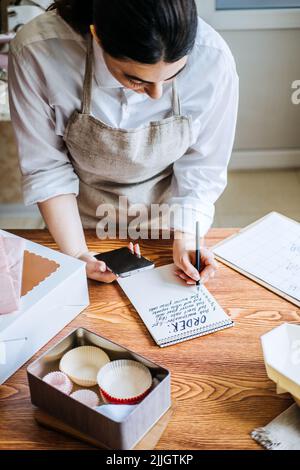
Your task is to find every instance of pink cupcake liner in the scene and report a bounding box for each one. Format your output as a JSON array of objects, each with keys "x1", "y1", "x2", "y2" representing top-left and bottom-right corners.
[
  {"x1": 43, "y1": 371, "x2": 73, "y2": 395},
  {"x1": 70, "y1": 389, "x2": 100, "y2": 408}
]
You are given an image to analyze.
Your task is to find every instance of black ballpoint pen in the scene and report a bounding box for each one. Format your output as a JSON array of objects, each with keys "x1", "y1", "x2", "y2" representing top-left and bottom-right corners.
[{"x1": 195, "y1": 221, "x2": 201, "y2": 286}]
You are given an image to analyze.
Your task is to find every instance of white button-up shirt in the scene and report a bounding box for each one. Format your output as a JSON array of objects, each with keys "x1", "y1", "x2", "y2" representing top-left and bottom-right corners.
[{"x1": 8, "y1": 10, "x2": 239, "y2": 236}]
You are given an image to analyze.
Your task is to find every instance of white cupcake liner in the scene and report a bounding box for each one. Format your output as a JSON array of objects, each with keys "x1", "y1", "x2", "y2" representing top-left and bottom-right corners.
[
  {"x1": 97, "y1": 359, "x2": 152, "y2": 404},
  {"x1": 43, "y1": 371, "x2": 73, "y2": 395},
  {"x1": 70, "y1": 389, "x2": 100, "y2": 408},
  {"x1": 94, "y1": 404, "x2": 137, "y2": 422},
  {"x1": 59, "y1": 346, "x2": 110, "y2": 387}
]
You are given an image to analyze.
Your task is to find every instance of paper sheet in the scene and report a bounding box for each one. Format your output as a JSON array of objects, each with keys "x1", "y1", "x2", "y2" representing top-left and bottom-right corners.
[
  {"x1": 118, "y1": 264, "x2": 233, "y2": 347},
  {"x1": 213, "y1": 212, "x2": 300, "y2": 304}
]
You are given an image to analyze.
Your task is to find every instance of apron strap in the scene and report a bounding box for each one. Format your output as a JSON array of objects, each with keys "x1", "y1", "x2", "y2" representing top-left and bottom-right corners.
[
  {"x1": 172, "y1": 79, "x2": 181, "y2": 116},
  {"x1": 82, "y1": 34, "x2": 93, "y2": 115}
]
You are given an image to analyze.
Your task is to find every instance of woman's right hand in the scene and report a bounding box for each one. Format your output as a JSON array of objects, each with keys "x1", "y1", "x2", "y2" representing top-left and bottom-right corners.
[
  {"x1": 79, "y1": 252, "x2": 117, "y2": 283},
  {"x1": 79, "y1": 242, "x2": 140, "y2": 283}
]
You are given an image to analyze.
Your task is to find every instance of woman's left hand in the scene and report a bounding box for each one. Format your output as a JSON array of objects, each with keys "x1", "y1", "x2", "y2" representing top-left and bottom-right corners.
[{"x1": 173, "y1": 234, "x2": 218, "y2": 285}]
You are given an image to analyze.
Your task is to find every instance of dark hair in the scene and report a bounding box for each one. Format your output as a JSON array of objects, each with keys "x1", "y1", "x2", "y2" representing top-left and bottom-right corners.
[{"x1": 48, "y1": 0, "x2": 198, "y2": 64}]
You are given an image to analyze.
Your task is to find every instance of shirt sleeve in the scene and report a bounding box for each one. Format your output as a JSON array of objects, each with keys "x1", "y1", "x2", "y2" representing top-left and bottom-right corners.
[
  {"x1": 168, "y1": 53, "x2": 239, "y2": 237},
  {"x1": 8, "y1": 44, "x2": 79, "y2": 206}
]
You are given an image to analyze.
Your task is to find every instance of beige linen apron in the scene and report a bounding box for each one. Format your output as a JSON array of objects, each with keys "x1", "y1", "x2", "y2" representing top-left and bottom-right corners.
[{"x1": 63, "y1": 36, "x2": 193, "y2": 231}]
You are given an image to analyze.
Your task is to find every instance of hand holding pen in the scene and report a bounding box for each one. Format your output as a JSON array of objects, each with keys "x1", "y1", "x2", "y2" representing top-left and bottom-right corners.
[{"x1": 173, "y1": 223, "x2": 218, "y2": 285}]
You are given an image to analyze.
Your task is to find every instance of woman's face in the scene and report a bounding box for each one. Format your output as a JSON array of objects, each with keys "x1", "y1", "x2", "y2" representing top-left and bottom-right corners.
[
  {"x1": 102, "y1": 52, "x2": 188, "y2": 100},
  {"x1": 91, "y1": 26, "x2": 187, "y2": 99}
]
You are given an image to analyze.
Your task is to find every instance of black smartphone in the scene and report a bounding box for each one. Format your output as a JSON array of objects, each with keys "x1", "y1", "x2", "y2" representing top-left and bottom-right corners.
[{"x1": 95, "y1": 247, "x2": 154, "y2": 277}]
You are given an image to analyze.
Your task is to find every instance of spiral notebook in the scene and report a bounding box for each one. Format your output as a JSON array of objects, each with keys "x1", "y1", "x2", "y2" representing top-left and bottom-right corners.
[
  {"x1": 118, "y1": 263, "x2": 234, "y2": 347},
  {"x1": 212, "y1": 212, "x2": 300, "y2": 307}
]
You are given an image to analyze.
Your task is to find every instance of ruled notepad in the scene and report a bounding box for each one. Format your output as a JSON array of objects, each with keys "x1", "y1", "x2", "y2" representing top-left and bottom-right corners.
[
  {"x1": 118, "y1": 264, "x2": 233, "y2": 347},
  {"x1": 212, "y1": 212, "x2": 300, "y2": 307}
]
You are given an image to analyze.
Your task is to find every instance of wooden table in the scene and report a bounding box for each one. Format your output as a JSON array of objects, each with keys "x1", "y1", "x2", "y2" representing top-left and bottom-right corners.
[{"x1": 0, "y1": 228, "x2": 299, "y2": 450}]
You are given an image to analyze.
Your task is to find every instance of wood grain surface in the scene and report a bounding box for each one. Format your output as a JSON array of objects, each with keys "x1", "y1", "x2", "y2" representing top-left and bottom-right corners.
[{"x1": 0, "y1": 228, "x2": 299, "y2": 450}]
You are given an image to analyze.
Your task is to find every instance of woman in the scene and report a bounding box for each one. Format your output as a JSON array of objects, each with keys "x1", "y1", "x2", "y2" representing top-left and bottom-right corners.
[{"x1": 8, "y1": 0, "x2": 238, "y2": 284}]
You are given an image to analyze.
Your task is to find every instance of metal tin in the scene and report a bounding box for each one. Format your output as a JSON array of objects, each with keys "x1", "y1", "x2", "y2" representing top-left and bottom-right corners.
[{"x1": 27, "y1": 328, "x2": 171, "y2": 449}]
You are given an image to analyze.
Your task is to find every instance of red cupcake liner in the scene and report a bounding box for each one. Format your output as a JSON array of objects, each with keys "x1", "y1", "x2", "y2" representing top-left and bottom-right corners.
[
  {"x1": 97, "y1": 359, "x2": 152, "y2": 404},
  {"x1": 99, "y1": 386, "x2": 151, "y2": 405}
]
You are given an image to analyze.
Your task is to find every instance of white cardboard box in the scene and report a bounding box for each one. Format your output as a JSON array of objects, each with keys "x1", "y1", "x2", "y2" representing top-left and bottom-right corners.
[{"x1": 0, "y1": 230, "x2": 89, "y2": 384}]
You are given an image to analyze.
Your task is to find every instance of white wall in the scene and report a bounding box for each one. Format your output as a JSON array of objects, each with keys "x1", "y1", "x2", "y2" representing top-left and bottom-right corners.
[
  {"x1": 196, "y1": 3, "x2": 300, "y2": 168},
  {"x1": 223, "y1": 29, "x2": 300, "y2": 150}
]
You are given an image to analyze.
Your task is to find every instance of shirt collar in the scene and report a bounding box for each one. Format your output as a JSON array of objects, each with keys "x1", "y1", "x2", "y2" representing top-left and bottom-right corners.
[{"x1": 92, "y1": 37, "x2": 123, "y2": 89}]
